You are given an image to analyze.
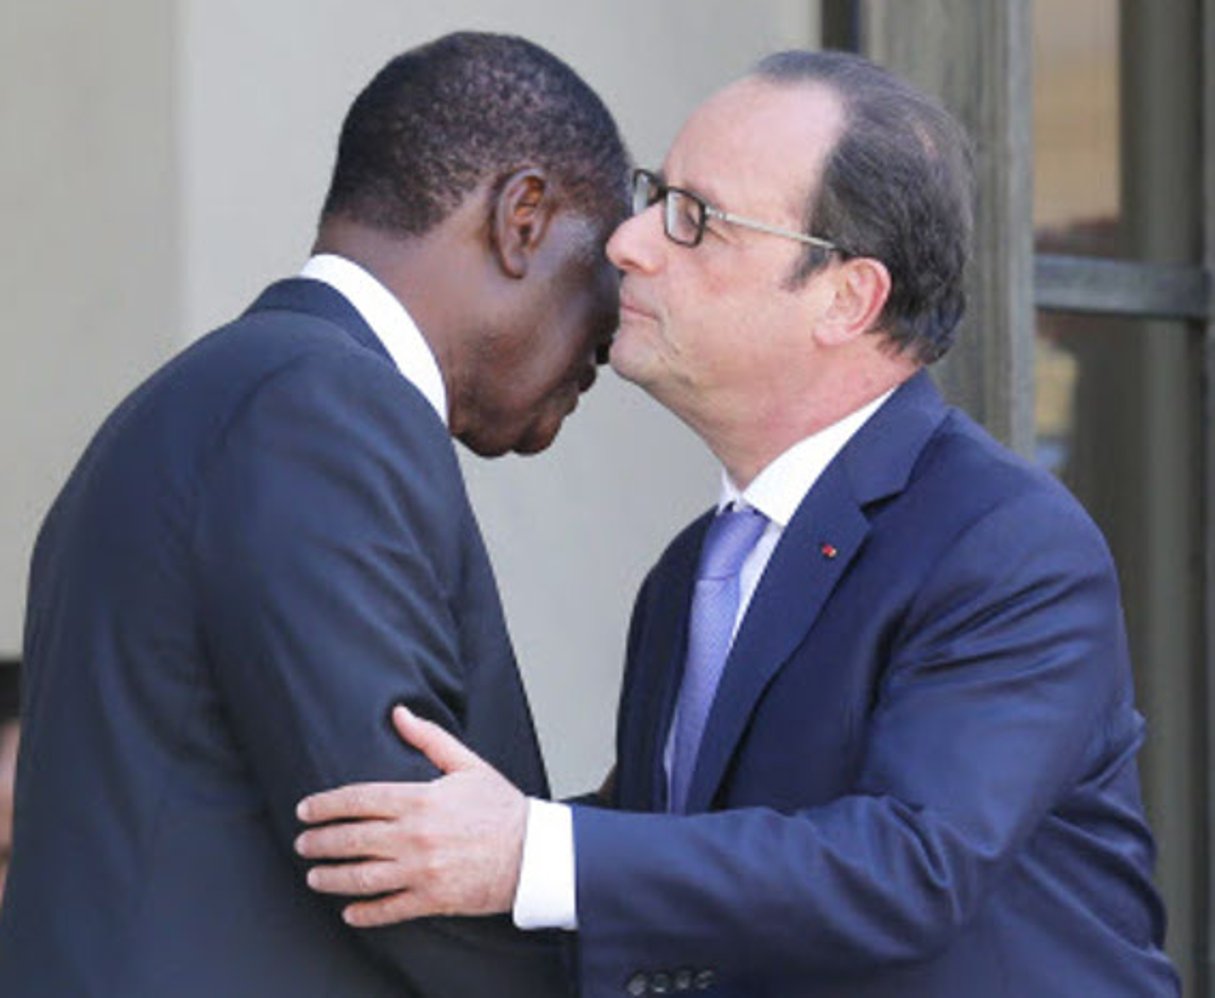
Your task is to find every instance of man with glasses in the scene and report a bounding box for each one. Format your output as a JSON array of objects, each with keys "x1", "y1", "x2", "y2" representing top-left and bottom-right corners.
[{"x1": 296, "y1": 51, "x2": 1177, "y2": 996}]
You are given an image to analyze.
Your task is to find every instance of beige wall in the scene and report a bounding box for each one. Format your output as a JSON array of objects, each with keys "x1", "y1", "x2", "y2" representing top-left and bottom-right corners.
[
  {"x1": 0, "y1": 1, "x2": 180, "y2": 659},
  {"x1": 2, "y1": 0, "x2": 816, "y2": 793}
]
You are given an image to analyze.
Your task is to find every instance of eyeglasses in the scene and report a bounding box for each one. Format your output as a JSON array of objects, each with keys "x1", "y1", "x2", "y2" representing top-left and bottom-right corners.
[{"x1": 631, "y1": 168, "x2": 839, "y2": 252}]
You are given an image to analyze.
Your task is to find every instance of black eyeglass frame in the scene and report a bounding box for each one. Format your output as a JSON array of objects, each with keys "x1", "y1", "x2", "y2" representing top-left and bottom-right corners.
[{"x1": 631, "y1": 168, "x2": 841, "y2": 253}]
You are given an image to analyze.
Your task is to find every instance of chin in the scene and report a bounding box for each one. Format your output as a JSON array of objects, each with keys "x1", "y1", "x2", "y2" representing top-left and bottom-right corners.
[
  {"x1": 455, "y1": 426, "x2": 516, "y2": 459},
  {"x1": 461, "y1": 438, "x2": 511, "y2": 459},
  {"x1": 608, "y1": 338, "x2": 654, "y2": 389},
  {"x1": 512, "y1": 424, "x2": 561, "y2": 456},
  {"x1": 459, "y1": 410, "x2": 566, "y2": 458}
]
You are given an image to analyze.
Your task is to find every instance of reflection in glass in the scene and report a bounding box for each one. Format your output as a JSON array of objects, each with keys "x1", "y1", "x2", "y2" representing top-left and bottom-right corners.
[{"x1": 1032, "y1": 0, "x2": 1120, "y2": 475}]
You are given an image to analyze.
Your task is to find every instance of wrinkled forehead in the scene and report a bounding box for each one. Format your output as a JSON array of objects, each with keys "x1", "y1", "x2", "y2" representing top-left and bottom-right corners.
[{"x1": 663, "y1": 77, "x2": 847, "y2": 214}]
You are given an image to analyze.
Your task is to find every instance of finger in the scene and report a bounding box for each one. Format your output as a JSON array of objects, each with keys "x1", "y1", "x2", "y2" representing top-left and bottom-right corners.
[
  {"x1": 297, "y1": 782, "x2": 419, "y2": 824},
  {"x1": 306, "y1": 859, "x2": 411, "y2": 897},
  {"x1": 392, "y1": 704, "x2": 484, "y2": 775},
  {"x1": 343, "y1": 889, "x2": 438, "y2": 927},
  {"x1": 295, "y1": 818, "x2": 396, "y2": 861}
]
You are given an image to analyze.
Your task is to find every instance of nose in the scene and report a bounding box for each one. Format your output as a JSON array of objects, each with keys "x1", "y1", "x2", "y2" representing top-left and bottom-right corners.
[{"x1": 606, "y1": 207, "x2": 663, "y2": 275}]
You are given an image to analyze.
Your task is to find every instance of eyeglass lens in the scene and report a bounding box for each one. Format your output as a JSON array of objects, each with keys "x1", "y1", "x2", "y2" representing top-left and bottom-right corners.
[
  {"x1": 631, "y1": 172, "x2": 657, "y2": 216},
  {"x1": 665, "y1": 190, "x2": 704, "y2": 246},
  {"x1": 631, "y1": 171, "x2": 704, "y2": 247}
]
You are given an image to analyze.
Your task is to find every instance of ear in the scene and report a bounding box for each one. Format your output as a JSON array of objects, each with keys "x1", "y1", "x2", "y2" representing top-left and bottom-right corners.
[
  {"x1": 815, "y1": 257, "x2": 892, "y2": 347},
  {"x1": 491, "y1": 168, "x2": 555, "y2": 279}
]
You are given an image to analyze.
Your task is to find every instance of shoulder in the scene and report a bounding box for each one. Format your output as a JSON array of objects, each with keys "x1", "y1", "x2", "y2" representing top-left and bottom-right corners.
[
  {"x1": 888, "y1": 411, "x2": 1122, "y2": 651},
  {"x1": 111, "y1": 293, "x2": 440, "y2": 453},
  {"x1": 183, "y1": 313, "x2": 468, "y2": 553},
  {"x1": 852, "y1": 406, "x2": 1122, "y2": 666},
  {"x1": 168, "y1": 303, "x2": 451, "y2": 472},
  {"x1": 907, "y1": 407, "x2": 1108, "y2": 555},
  {"x1": 204, "y1": 346, "x2": 458, "y2": 502}
]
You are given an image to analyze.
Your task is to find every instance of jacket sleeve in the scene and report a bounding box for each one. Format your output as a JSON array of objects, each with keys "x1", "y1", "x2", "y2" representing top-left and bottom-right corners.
[
  {"x1": 573, "y1": 486, "x2": 1131, "y2": 994},
  {"x1": 192, "y1": 351, "x2": 568, "y2": 997}
]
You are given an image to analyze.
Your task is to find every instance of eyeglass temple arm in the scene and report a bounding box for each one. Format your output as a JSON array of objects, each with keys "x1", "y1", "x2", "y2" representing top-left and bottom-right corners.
[{"x1": 708, "y1": 206, "x2": 837, "y2": 251}]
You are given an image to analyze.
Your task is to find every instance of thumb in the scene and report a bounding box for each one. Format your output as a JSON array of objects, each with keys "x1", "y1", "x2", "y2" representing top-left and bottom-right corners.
[{"x1": 393, "y1": 704, "x2": 484, "y2": 775}]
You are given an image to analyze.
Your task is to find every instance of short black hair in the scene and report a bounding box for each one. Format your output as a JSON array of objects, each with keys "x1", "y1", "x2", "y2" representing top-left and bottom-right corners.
[
  {"x1": 322, "y1": 32, "x2": 630, "y2": 238},
  {"x1": 755, "y1": 50, "x2": 974, "y2": 364}
]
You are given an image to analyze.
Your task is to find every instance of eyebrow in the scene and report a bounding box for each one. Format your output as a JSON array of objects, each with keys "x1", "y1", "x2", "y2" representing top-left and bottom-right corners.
[{"x1": 660, "y1": 169, "x2": 730, "y2": 210}]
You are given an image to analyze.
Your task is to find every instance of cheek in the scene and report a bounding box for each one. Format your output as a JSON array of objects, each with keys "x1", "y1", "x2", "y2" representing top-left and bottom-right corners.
[
  {"x1": 659, "y1": 255, "x2": 735, "y2": 334},
  {"x1": 671, "y1": 271, "x2": 781, "y2": 377},
  {"x1": 612, "y1": 310, "x2": 656, "y2": 352},
  {"x1": 509, "y1": 328, "x2": 587, "y2": 412},
  {"x1": 609, "y1": 314, "x2": 665, "y2": 385}
]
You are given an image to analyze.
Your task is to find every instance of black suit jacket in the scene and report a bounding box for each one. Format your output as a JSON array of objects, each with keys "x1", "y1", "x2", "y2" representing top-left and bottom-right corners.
[{"x1": 0, "y1": 279, "x2": 568, "y2": 996}]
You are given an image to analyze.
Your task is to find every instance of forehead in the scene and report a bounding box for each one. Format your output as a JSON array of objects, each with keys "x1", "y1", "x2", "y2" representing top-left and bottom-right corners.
[{"x1": 664, "y1": 78, "x2": 846, "y2": 212}]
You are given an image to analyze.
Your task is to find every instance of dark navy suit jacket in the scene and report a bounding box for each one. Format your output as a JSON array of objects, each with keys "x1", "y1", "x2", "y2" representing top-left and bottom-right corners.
[
  {"x1": 0, "y1": 279, "x2": 568, "y2": 997},
  {"x1": 573, "y1": 373, "x2": 1178, "y2": 997}
]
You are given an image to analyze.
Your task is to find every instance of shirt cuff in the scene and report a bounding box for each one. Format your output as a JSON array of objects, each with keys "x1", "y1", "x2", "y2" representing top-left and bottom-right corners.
[{"x1": 512, "y1": 798, "x2": 578, "y2": 931}]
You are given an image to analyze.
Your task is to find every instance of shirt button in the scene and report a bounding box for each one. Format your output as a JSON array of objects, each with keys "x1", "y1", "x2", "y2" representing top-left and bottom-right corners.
[
  {"x1": 651, "y1": 971, "x2": 672, "y2": 994},
  {"x1": 674, "y1": 968, "x2": 694, "y2": 991},
  {"x1": 626, "y1": 972, "x2": 649, "y2": 996},
  {"x1": 694, "y1": 969, "x2": 717, "y2": 990}
]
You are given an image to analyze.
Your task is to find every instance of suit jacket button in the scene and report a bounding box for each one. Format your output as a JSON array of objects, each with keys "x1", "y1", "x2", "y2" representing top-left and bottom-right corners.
[
  {"x1": 694, "y1": 969, "x2": 717, "y2": 990},
  {"x1": 674, "y1": 968, "x2": 694, "y2": 991},
  {"x1": 626, "y1": 972, "x2": 649, "y2": 996},
  {"x1": 651, "y1": 971, "x2": 672, "y2": 993}
]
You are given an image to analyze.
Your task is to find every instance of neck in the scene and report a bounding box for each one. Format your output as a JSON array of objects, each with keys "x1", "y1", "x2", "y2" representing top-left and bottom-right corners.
[
  {"x1": 313, "y1": 215, "x2": 469, "y2": 407},
  {"x1": 704, "y1": 358, "x2": 918, "y2": 489}
]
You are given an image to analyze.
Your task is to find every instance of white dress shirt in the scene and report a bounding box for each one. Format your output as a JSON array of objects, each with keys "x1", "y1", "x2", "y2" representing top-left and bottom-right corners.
[
  {"x1": 299, "y1": 254, "x2": 447, "y2": 425},
  {"x1": 513, "y1": 389, "x2": 894, "y2": 931}
]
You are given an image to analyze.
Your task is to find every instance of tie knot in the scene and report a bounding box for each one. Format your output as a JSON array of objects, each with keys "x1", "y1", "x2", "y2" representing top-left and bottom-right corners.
[{"x1": 698, "y1": 507, "x2": 767, "y2": 581}]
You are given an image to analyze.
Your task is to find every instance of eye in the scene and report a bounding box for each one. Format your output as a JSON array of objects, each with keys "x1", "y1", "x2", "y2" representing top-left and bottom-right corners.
[
  {"x1": 666, "y1": 190, "x2": 704, "y2": 243},
  {"x1": 676, "y1": 193, "x2": 700, "y2": 228}
]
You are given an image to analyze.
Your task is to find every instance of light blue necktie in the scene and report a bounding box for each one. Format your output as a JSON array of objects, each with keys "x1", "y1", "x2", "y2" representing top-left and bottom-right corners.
[{"x1": 669, "y1": 506, "x2": 768, "y2": 813}]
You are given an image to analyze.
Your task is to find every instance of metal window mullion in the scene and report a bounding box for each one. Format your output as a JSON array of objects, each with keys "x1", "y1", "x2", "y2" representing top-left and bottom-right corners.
[
  {"x1": 1203, "y1": 0, "x2": 1215, "y2": 991},
  {"x1": 1034, "y1": 254, "x2": 1212, "y2": 321}
]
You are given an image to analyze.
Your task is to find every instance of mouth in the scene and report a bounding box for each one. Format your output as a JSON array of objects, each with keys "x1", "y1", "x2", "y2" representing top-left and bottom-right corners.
[{"x1": 618, "y1": 294, "x2": 655, "y2": 321}]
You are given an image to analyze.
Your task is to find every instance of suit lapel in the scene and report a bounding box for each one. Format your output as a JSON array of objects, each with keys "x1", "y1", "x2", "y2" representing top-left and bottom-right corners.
[
  {"x1": 684, "y1": 371, "x2": 949, "y2": 812},
  {"x1": 685, "y1": 469, "x2": 869, "y2": 811}
]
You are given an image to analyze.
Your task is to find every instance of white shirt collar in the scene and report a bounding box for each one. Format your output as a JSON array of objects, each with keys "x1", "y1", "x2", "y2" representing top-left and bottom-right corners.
[
  {"x1": 719, "y1": 389, "x2": 895, "y2": 526},
  {"x1": 300, "y1": 254, "x2": 448, "y2": 426}
]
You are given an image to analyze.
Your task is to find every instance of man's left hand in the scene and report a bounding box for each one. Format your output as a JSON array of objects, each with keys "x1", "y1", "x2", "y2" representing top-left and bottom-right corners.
[{"x1": 295, "y1": 705, "x2": 526, "y2": 927}]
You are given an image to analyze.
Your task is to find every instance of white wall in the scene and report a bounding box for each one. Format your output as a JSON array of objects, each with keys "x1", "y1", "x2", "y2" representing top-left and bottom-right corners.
[{"x1": 4, "y1": 1, "x2": 817, "y2": 793}]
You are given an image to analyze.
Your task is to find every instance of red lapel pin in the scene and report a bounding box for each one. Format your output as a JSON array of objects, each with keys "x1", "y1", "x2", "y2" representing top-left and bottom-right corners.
[{"x1": 820, "y1": 542, "x2": 838, "y2": 559}]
